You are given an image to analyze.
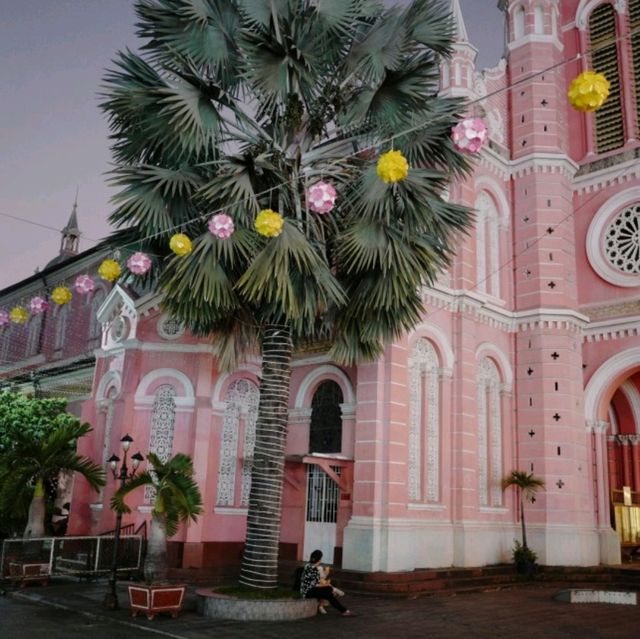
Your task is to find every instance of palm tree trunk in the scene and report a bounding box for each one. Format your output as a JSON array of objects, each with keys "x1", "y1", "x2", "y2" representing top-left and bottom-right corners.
[
  {"x1": 239, "y1": 323, "x2": 293, "y2": 589},
  {"x1": 144, "y1": 516, "x2": 168, "y2": 583},
  {"x1": 520, "y1": 496, "x2": 528, "y2": 550},
  {"x1": 24, "y1": 479, "x2": 46, "y2": 538}
]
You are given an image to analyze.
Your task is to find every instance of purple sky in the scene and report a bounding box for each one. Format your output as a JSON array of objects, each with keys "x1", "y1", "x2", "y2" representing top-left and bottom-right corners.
[{"x1": 0, "y1": 0, "x2": 504, "y2": 290}]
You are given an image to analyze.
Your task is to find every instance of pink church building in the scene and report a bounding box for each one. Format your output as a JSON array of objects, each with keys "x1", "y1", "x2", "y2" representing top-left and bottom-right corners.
[{"x1": 6, "y1": 0, "x2": 640, "y2": 574}]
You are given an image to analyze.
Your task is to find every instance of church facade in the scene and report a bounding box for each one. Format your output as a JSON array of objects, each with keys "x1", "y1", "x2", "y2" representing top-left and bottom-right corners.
[{"x1": 5, "y1": 0, "x2": 640, "y2": 573}]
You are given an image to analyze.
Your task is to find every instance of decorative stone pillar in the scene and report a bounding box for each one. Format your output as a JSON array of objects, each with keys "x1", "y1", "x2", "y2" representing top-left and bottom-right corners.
[
  {"x1": 607, "y1": 435, "x2": 619, "y2": 493},
  {"x1": 620, "y1": 435, "x2": 632, "y2": 488}
]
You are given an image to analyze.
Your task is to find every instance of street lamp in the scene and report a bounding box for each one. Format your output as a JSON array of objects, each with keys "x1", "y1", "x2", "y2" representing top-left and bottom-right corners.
[{"x1": 103, "y1": 433, "x2": 144, "y2": 610}]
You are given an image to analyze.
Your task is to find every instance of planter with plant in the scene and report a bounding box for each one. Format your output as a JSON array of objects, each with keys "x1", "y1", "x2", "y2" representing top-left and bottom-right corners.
[
  {"x1": 502, "y1": 470, "x2": 545, "y2": 576},
  {"x1": 111, "y1": 452, "x2": 202, "y2": 620}
]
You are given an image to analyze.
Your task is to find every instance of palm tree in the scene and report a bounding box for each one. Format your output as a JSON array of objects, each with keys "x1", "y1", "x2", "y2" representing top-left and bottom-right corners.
[
  {"x1": 502, "y1": 470, "x2": 545, "y2": 551},
  {"x1": 102, "y1": 0, "x2": 473, "y2": 589},
  {"x1": 0, "y1": 422, "x2": 104, "y2": 538},
  {"x1": 111, "y1": 453, "x2": 203, "y2": 583}
]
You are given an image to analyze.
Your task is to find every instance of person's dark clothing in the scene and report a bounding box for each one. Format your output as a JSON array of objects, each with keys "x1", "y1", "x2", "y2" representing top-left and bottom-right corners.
[{"x1": 299, "y1": 563, "x2": 347, "y2": 613}]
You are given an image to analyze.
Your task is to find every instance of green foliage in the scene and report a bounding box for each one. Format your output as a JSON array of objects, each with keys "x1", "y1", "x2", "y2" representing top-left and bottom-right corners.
[
  {"x1": 0, "y1": 417, "x2": 104, "y2": 537},
  {"x1": 0, "y1": 391, "x2": 81, "y2": 453},
  {"x1": 111, "y1": 452, "x2": 203, "y2": 537},
  {"x1": 512, "y1": 540, "x2": 537, "y2": 566},
  {"x1": 102, "y1": 0, "x2": 473, "y2": 369},
  {"x1": 502, "y1": 470, "x2": 545, "y2": 503}
]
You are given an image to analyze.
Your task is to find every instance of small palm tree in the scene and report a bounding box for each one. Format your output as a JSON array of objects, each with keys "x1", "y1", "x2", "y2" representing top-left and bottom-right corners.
[
  {"x1": 502, "y1": 470, "x2": 545, "y2": 552},
  {"x1": 0, "y1": 422, "x2": 104, "y2": 538},
  {"x1": 111, "y1": 453, "x2": 203, "y2": 583}
]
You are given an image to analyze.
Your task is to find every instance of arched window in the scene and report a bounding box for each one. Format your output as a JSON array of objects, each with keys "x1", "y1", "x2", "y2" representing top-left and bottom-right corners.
[
  {"x1": 89, "y1": 289, "x2": 106, "y2": 345},
  {"x1": 216, "y1": 379, "x2": 259, "y2": 507},
  {"x1": 514, "y1": 6, "x2": 526, "y2": 40},
  {"x1": 97, "y1": 385, "x2": 118, "y2": 501},
  {"x1": 145, "y1": 384, "x2": 177, "y2": 502},
  {"x1": 408, "y1": 339, "x2": 441, "y2": 503},
  {"x1": 309, "y1": 381, "x2": 344, "y2": 454},
  {"x1": 475, "y1": 192, "x2": 501, "y2": 299},
  {"x1": 54, "y1": 305, "x2": 69, "y2": 352},
  {"x1": 534, "y1": 5, "x2": 544, "y2": 34},
  {"x1": 589, "y1": 4, "x2": 624, "y2": 152},
  {"x1": 477, "y1": 358, "x2": 503, "y2": 507},
  {"x1": 26, "y1": 315, "x2": 43, "y2": 357},
  {"x1": 0, "y1": 324, "x2": 13, "y2": 363}
]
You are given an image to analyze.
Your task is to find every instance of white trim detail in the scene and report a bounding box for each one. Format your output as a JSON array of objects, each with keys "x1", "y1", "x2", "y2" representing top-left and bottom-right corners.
[
  {"x1": 575, "y1": 0, "x2": 623, "y2": 30},
  {"x1": 95, "y1": 370, "x2": 122, "y2": 402},
  {"x1": 211, "y1": 365, "x2": 262, "y2": 406},
  {"x1": 585, "y1": 348, "x2": 640, "y2": 421},
  {"x1": 474, "y1": 176, "x2": 510, "y2": 227},
  {"x1": 475, "y1": 342, "x2": 513, "y2": 389},
  {"x1": 620, "y1": 381, "x2": 640, "y2": 434},
  {"x1": 408, "y1": 323, "x2": 455, "y2": 370},
  {"x1": 134, "y1": 368, "x2": 195, "y2": 408},
  {"x1": 586, "y1": 188, "x2": 640, "y2": 288},
  {"x1": 294, "y1": 365, "x2": 355, "y2": 408}
]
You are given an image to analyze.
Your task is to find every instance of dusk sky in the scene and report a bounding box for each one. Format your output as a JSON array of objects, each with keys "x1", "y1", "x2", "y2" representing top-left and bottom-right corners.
[{"x1": 0, "y1": 0, "x2": 504, "y2": 290}]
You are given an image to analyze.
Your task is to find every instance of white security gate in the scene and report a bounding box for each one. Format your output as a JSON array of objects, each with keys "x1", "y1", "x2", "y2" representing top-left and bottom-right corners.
[{"x1": 303, "y1": 465, "x2": 340, "y2": 564}]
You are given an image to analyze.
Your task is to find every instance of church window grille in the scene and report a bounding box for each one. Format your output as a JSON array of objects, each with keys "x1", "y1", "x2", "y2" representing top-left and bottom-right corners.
[
  {"x1": 477, "y1": 358, "x2": 503, "y2": 507},
  {"x1": 630, "y1": 0, "x2": 640, "y2": 127},
  {"x1": 26, "y1": 315, "x2": 43, "y2": 357},
  {"x1": 54, "y1": 305, "x2": 68, "y2": 351},
  {"x1": 145, "y1": 384, "x2": 177, "y2": 502},
  {"x1": 309, "y1": 381, "x2": 344, "y2": 454},
  {"x1": 589, "y1": 4, "x2": 624, "y2": 152},
  {"x1": 216, "y1": 379, "x2": 259, "y2": 507},
  {"x1": 408, "y1": 339, "x2": 441, "y2": 502}
]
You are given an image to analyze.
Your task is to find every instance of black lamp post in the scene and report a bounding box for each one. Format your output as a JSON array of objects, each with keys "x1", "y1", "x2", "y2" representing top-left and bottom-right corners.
[{"x1": 103, "y1": 434, "x2": 144, "y2": 610}]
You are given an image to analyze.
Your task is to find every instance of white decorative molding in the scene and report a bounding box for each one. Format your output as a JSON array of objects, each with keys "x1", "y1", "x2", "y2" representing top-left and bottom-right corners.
[
  {"x1": 575, "y1": 0, "x2": 609, "y2": 30},
  {"x1": 293, "y1": 364, "x2": 355, "y2": 408},
  {"x1": 586, "y1": 188, "x2": 640, "y2": 288},
  {"x1": 511, "y1": 153, "x2": 579, "y2": 180},
  {"x1": 506, "y1": 33, "x2": 563, "y2": 50},
  {"x1": 95, "y1": 370, "x2": 122, "y2": 402},
  {"x1": 211, "y1": 366, "x2": 262, "y2": 406},
  {"x1": 475, "y1": 342, "x2": 514, "y2": 388},
  {"x1": 408, "y1": 323, "x2": 455, "y2": 369},
  {"x1": 584, "y1": 347, "x2": 640, "y2": 421},
  {"x1": 156, "y1": 314, "x2": 185, "y2": 341},
  {"x1": 474, "y1": 176, "x2": 511, "y2": 227},
  {"x1": 97, "y1": 284, "x2": 138, "y2": 351},
  {"x1": 214, "y1": 507, "x2": 248, "y2": 516},
  {"x1": 134, "y1": 368, "x2": 195, "y2": 409},
  {"x1": 620, "y1": 381, "x2": 640, "y2": 434},
  {"x1": 574, "y1": 156, "x2": 640, "y2": 195},
  {"x1": 583, "y1": 316, "x2": 640, "y2": 342}
]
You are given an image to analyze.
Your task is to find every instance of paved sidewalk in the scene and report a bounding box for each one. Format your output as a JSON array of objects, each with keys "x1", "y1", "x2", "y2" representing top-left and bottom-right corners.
[{"x1": 3, "y1": 579, "x2": 639, "y2": 639}]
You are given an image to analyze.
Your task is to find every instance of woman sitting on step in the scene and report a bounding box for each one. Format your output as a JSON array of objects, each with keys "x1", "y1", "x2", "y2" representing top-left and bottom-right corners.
[{"x1": 299, "y1": 549, "x2": 354, "y2": 616}]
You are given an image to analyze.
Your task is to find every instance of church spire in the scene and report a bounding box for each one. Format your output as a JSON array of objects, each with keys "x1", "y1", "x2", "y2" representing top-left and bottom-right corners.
[
  {"x1": 450, "y1": 0, "x2": 469, "y2": 44},
  {"x1": 59, "y1": 193, "x2": 81, "y2": 258}
]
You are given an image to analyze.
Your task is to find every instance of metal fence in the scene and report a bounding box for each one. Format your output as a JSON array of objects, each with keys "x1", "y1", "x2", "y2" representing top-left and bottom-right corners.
[{"x1": 1, "y1": 535, "x2": 144, "y2": 580}]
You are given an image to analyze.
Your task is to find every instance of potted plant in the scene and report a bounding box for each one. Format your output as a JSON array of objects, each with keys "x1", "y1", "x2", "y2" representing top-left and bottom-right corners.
[
  {"x1": 502, "y1": 470, "x2": 545, "y2": 576},
  {"x1": 111, "y1": 452, "x2": 203, "y2": 619}
]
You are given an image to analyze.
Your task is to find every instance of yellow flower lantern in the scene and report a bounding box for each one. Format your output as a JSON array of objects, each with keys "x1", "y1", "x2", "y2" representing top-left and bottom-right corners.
[
  {"x1": 255, "y1": 209, "x2": 284, "y2": 237},
  {"x1": 377, "y1": 149, "x2": 409, "y2": 183},
  {"x1": 51, "y1": 286, "x2": 73, "y2": 306},
  {"x1": 9, "y1": 306, "x2": 29, "y2": 324},
  {"x1": 169, "y1": 233, "x2": 192, "y2": 256},
  {"x1": 98, "y1": 258, "x2": 122, "y2": 282},
  {"x1": 568, "y1": 71, "x2": 610, "y2": 112}
]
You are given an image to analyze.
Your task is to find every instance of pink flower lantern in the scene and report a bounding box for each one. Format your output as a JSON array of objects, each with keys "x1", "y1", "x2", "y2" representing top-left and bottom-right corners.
[
  {"x1": 306, "y1": 181, "x2": 337, "y2": 214},
  {"x1": 451, "y1": 117, "x2": 489, "y2": 154},
  {"x1": 208, "y1": 214, "x2": 235, "y2": 239},
  {"x1": 0, "y1": 310, "x2": 9, "y2": 327},
  {"x1": 127, "y1": 251, "x2": 152, "y2": 275},
  {"x1": 29, "y1": 296, "x2": 49, "y2": 315},
  {"x1": 75, "y1": 274, "x2": 95, "y2": 295}
]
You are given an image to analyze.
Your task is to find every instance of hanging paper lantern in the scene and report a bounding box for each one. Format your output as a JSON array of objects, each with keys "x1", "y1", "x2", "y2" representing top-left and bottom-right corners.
[
  {"x1": 568, "y1": 70, "x2": 610, "y2": 112},
  {"x1": 127, "y1": 251, "x2": 152, "y2": 275},
  {"x1": 255, "y1": 209, "x2": 284, "y2": 237},
  {"x1": 451, "y1": 117, "x2": 489, "y2": 154},
  {"x1": 9, "y1": 306, "x2": 29, "y2": 325},
  {"x1": 74, "y1": 274, "x2": 95, "y2": 295},
  {"x1": 51, "y1": 286, "x2": 73, "y2": 306},
  {"x1": 306, "y1": 181, "x2": 337, "y2": 214},
  {"x1": 0, "y1": 310, "x2": 9, "y2": 327},
  {"x1": 377, "y1": 150, "x2": 409, "y2": 183},
  {"x1": 29, "y1": 296, "x2": 49, "y2": 315},
  {"x1": 98, "y1": 259, "x2": 121, "y2": 282},
  {"x1": 208, "y1": 214, "x2": 235, "y2": 240},
  {"x1": 169, "y1": 233, "x2": 192, "y2": 256}
]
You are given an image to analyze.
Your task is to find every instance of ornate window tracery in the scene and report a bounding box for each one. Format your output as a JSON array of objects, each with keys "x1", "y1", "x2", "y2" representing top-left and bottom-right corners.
[
  {"x1": 604, "y1": 203, "x2": 640, "y2": 274},
  {"x1": 408, "y1": 338, "x2": 441, "y2": 503},
  {"x1": 477, "y1": 358, "x2": 503, "y2": 507},
  {"x1": 216, "y1": 378, "x2": 259, "y2": 507}
]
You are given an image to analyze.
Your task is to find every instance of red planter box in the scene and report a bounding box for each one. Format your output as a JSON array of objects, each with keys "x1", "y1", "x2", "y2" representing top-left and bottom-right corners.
[{"x1": 128, "y1": 584, "x2": 186, "y2": 620}]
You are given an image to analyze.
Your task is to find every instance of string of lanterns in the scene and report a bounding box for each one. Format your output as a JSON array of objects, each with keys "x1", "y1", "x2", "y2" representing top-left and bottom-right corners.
[{"x1": 0, "y1": 71, "x2": 608, "y2": 327}]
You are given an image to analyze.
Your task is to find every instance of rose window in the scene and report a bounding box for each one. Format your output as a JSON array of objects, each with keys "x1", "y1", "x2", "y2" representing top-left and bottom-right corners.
[{"x1": 604, "y1": 204, "x2": 640, "y2": 274}]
